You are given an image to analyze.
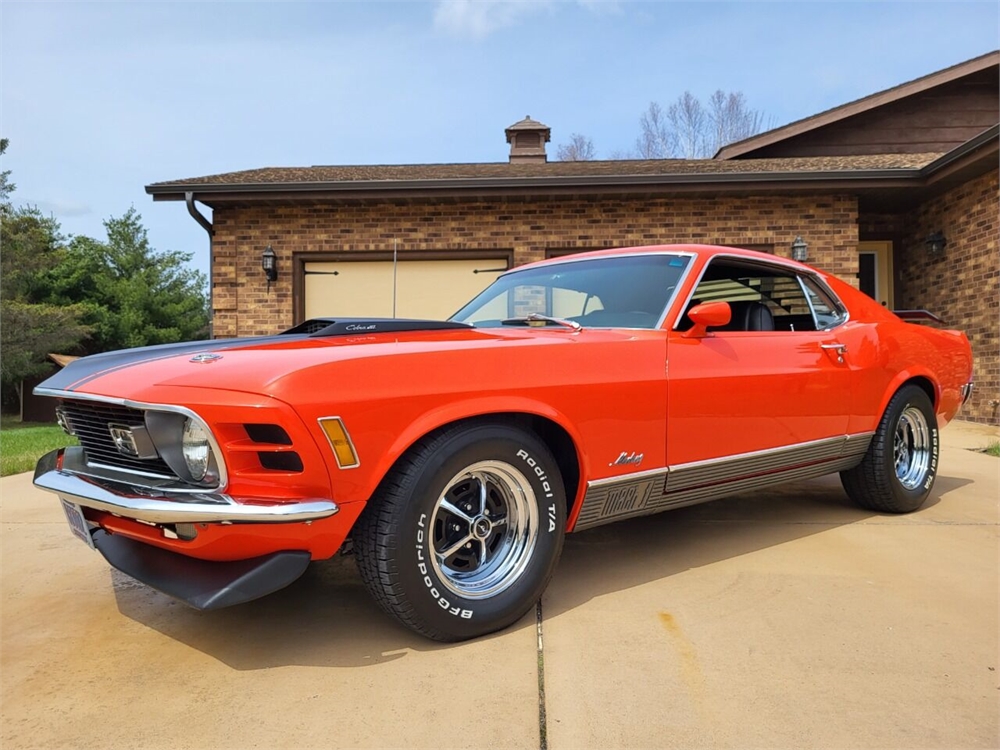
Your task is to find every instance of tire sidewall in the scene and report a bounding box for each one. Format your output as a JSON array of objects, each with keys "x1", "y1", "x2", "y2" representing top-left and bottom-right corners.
[
  {"x1": 881, "y1": 387, "x2": 939, "y2": 509},
  {"x1": 395, "y1": 425, "x2": 566, "y2": 638}
]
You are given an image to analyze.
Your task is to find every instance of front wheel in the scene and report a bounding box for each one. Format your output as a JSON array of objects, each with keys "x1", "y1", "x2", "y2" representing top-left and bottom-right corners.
[
  {"x1": 841, "y1": 384, "x2": 939, "y2": 513},
  {"x1": 354, "y1": 423, "x2": 566, "y2": 641}
]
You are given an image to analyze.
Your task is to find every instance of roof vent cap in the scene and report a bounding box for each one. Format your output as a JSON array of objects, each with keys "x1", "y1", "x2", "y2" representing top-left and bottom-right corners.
[{"x1": 505, "y1": 116, "x2": 550, "y2": 163}]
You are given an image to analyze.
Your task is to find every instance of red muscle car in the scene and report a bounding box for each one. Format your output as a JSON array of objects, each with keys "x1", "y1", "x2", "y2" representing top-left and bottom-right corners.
[{"x1": 32, "y1": 245, "x2": 974, "y2": 641}]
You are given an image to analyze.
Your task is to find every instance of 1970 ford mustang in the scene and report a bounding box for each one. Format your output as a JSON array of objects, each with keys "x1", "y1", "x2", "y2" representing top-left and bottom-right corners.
[{"x1": 33, "y1": 244, "x2": 974, "y2": 641}]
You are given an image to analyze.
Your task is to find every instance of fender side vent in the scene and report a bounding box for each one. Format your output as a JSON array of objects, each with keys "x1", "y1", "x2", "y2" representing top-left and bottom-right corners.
[
  {"x1": 245, "y1": 424, "x2": 293, "y2": 445},
  {"x1": 258, "y1": 451, "x2": 303, "y2": 472}
]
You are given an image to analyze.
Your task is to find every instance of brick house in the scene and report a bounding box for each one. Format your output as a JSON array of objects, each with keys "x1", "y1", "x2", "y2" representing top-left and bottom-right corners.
[{"x1": 147, "y1": 52, "x2": 998, "y2": 423}]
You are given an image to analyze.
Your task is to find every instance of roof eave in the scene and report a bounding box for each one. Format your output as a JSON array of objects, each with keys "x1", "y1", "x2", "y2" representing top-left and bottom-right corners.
[
  {"x1": 919, "y1": 124, "x2": 999, "y2": 177},
  {"x1": 146, "y1": 167, "x2": 926, "y2": 202}
]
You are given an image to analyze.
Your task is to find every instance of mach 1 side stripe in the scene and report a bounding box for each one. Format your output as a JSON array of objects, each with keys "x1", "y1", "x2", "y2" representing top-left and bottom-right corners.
[{"x1": 574, "y1": 433, "x2": 874, "y2": 531}]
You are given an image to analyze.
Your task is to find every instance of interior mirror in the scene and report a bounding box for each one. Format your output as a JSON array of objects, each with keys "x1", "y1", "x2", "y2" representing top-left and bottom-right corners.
[{"x1": 682, "y1": 301, "x2": 731, "y2": 338}]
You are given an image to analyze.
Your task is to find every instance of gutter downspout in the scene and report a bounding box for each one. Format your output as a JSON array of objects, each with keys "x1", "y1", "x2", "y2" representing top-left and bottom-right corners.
[{"x1": 185, "y1": 192, "x2": 215, "y2": 338}]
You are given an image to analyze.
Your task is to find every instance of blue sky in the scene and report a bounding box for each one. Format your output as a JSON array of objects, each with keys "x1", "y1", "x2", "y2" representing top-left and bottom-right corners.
[{"x1": 2, "y1": 1, "x2": 997, "y2": 278}]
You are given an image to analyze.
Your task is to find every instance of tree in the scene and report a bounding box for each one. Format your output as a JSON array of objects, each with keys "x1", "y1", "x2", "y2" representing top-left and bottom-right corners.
[
  {"x1": 38, "y1": 208, "x2": 209, "y2": 353},
  {"x1": 634, "y1": 101, "x2": 674, "y2": 159},
  {"x1": 635, "y1": 90, "x2": 769, "y2": 159},
  {"x1": 556, "y1": 133, "x2": 596, "y2": 161},
  {"x1": 707, "y1": 90, "x2": 768, "y2": 153},
  {"x1": 0, "y1": 141, "x2": 92, "y2": 407},
  {"x1": 668, "y1": 91, "x2": 708, "y2": 159},
  {"x1": 0, "y1": 137, "x2": 13, "y2": 204}
]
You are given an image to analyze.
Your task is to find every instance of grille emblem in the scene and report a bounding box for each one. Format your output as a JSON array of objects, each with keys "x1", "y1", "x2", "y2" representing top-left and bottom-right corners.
[
  {"x1": 108, "y1": 424, "x2": 140, "y2": 457},
  {"x1": 190, "y1": 353, "x2": 222, "y2": 363}
]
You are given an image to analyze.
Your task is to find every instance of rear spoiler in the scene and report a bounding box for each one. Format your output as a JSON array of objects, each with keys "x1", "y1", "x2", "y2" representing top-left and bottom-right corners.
[{"x1": 893, "y1": 309, "x2": 945, "y2": 324}]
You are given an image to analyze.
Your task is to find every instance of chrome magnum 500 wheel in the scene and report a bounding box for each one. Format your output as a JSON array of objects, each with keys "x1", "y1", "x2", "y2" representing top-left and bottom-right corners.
[
  {"x1": 841, "y1": 384, "x2": 939, "y2": 513},
  {"x1": 354, "y1": 423, "x2": 566, "y2": 641}
]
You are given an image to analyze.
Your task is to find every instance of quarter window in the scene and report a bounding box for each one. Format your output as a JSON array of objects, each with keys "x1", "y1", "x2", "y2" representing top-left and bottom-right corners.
[{"x1": 800, "y1": 276, "x2": 848, "y2": 330}]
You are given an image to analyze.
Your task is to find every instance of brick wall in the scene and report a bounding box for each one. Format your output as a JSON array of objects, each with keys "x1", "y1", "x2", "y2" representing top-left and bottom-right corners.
[
  {"x1": 211, "y1": 193, "x2": 859, "y2": 337},
  {"x1": 896, "y1": 168, "x2": 999, "y2": 424}
]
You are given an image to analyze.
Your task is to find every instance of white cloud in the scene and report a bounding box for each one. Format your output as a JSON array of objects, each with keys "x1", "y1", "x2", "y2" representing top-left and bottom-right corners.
[
  {"x1": 433, "y1": 0, "x2": 552, "y2": 38},
  {"x1": 433, "y1": 0, "x2": 622, "y2": 39}
]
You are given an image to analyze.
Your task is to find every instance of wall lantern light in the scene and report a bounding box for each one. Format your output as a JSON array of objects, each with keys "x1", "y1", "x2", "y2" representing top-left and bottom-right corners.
[
  {"x1": 791, "y1": 236, "x2": 808, "y2": 262},
  {"x1": 925, "y1": 231, "x2": 947, "y2": 256},
  {"x1": 261, "y1": 245, "x2": 278, "y2": 288}
]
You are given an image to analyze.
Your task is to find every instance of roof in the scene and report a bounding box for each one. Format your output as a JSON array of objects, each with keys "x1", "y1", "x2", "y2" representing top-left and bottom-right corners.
[
  {"x1": 148, "y1": 152, "x2": 941, "y2": 191},
  {"x1": 715, "y1": 50, "x2": 1000, "y2": 159},
  {"x1": 146, "y1": 122, "x2": 997, "y2": 208}
]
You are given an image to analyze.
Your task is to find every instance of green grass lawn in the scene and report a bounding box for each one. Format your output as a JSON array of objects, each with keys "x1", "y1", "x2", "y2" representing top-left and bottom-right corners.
[{"x1": 1, "y1": 418, "x2": 77, "y2": 477}]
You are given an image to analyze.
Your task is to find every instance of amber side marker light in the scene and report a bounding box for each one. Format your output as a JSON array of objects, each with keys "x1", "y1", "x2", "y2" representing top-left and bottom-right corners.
[{"x1": 318, "y1": 417, "x2": 360, "y2": 469}]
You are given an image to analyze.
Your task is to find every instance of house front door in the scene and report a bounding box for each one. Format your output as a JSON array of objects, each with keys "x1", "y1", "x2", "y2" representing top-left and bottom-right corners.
[{"x1": 857, "y1": 241, "x2": 893, "y2": 308}]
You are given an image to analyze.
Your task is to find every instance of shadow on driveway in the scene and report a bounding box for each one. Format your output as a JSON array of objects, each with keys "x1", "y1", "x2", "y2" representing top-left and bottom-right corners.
[{"x1": 110, "y1": 474, "x2": 962, "y2": 669}]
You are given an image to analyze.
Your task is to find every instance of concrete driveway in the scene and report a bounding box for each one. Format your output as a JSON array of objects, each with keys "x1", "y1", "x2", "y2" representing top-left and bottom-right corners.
[{"x1": 2, "y1": 422, "x2": 997, "y2": 749}]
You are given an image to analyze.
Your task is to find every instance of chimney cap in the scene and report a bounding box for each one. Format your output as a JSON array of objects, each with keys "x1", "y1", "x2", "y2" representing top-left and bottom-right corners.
[{"x1": 505, "y1": 116, "x2": 551, "y2": 143}]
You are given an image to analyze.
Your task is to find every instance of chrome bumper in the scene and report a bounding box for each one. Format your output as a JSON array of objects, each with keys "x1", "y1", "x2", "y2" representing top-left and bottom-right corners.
[
  {"x1": 33, "y1": 449, "x2": 339, "y2": 525},
  {"x1": 961, "y1": 381, "x2": 974, "y2": 405}
]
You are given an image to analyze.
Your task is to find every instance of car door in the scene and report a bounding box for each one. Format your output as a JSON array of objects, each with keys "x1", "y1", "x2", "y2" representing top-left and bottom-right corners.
[{"x1": 666, "y1": 258, "x2": 852, "y2": 468}]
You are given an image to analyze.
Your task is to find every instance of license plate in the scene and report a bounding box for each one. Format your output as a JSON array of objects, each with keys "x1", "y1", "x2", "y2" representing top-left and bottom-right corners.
[{"x1": 60, "y1": 499, "x2": 95, "y2": 550}]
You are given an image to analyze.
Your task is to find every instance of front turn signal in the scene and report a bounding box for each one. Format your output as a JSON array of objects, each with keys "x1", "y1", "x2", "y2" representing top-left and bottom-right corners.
[{"x1": 319, "y1": 417, "x2": 360, "y2": 469}]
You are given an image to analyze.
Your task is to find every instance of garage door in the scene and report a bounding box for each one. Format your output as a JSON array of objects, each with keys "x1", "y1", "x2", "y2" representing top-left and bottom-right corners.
[{"x1": 304, "y1": 258, "x2": 508, "y2": 321}]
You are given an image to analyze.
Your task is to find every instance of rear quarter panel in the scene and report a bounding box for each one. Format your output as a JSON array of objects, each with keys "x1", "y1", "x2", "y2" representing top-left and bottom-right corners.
[{"x1": 823, "y1": 275, "x2": 973, "y2": 432}]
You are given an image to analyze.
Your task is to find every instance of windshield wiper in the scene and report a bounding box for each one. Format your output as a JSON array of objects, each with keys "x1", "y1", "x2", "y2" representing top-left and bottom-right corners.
[{"x1": 501, "y1": 313, "x2": 582, "y2": 331}]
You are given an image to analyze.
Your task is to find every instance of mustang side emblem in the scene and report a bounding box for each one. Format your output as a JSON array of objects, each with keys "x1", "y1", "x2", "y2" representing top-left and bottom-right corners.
[
  {"x1": 108, "y1": 424, "x2": 140, "y2": 457},
  {"x1": 190, "y1": 353, "x2": 223, "y2": 364},
  {"x1": 610, "y1": 451, "x2": 644, "y2": 467}
]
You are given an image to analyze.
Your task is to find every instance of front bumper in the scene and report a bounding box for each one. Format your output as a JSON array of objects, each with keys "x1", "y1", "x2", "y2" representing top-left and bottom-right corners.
[
  {"x1": 961, "y1": 381, "x2": 974, "y2": 405},
  {"x1": 33, "y1": 448, "x2": 339, "y2": 524}
]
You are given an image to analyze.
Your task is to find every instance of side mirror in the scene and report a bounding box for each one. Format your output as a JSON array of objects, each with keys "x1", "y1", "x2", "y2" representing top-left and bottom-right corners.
[{"x1": 682, "y1": 301, "x2": 731, "y2": 339}]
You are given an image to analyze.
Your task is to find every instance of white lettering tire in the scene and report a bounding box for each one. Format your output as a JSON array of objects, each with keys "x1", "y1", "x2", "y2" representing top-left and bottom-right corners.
[
  {"x1": 354, "y1": 422, "x2": 566, "y2": 641},
  {"x1": 841, "y1": 385, "x2": 939, "y2": 513}
]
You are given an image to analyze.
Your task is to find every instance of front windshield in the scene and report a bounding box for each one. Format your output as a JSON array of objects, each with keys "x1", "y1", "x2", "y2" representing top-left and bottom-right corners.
[{"x1": 451, "y1": 253, "x2": 691, "y2": 329}]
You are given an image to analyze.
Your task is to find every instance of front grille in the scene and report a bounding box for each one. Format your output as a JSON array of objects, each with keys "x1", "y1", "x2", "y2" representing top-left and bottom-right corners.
[{"x1": 61, "y1": 400, "x2": 175, "y2": 477}]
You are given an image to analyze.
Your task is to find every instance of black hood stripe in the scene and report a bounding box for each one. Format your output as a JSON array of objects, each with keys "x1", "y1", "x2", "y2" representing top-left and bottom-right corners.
[
  {"x1": 41, "y1": 335, "x2": 306, "y2": 393},
  {"x1": 37, "y1": 319, "x2": 472, "y2": 394}
]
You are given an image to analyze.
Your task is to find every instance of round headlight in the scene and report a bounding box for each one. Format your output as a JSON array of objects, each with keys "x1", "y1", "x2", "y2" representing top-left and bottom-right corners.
[{"x1": 181, "y1": 418, "x2": 211, "y2": 482}]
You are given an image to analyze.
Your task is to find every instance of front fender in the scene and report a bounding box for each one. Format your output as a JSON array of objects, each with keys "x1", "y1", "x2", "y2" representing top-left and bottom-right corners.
[{"x1": 360, "y1": 396, "x2": 588, "y2": 509}]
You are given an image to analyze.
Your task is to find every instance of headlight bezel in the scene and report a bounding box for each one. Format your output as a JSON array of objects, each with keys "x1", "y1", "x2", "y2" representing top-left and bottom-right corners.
[
  {"x1": 144, "y1": 409, "x2": 224, "y2": 489},
  {"x1": 181, "y1": 417, "x2": 213, "y2": 482}
]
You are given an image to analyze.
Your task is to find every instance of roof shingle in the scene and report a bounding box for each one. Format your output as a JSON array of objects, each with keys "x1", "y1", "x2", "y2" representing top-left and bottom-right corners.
[{"x1": 149, "y1": 152, "x2": 943, "y2": 188}]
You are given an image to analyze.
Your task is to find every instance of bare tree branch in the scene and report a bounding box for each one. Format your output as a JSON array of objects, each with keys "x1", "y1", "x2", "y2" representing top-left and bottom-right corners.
[
  {"x1": 634, "y1": 90, "x2": 771, "y2": 159},
  {"x1": 668, "y1": 91, "x2": 707, "y2": 158},
  {"x1": 635, "y1": 101, "x2": 674, "y2": 159},
  {"x1": 707, "y1": 90, "x2": 769, "y2": 154},
  {"x1": 556, "y1": 133, "x2": 597, "y2": 161}
]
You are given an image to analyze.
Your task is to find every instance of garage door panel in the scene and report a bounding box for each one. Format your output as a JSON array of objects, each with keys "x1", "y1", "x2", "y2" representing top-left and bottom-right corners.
[{"x1": 304, "y1": 259, "x2": 506, "y2": 321}]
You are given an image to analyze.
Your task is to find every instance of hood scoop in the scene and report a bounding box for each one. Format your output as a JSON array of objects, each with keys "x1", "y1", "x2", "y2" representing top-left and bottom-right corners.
[{"x1": 282, "y1": 318, "x2": 472, "y2": 337}]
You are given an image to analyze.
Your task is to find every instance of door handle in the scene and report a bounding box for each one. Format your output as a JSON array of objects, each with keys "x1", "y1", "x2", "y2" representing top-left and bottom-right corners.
[{"x1": 821, "y1": 343, "x2": 847, "y2": 363}]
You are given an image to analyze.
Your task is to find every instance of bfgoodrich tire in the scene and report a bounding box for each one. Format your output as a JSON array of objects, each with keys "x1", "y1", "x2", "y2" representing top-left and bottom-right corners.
[
  {"x1": 354, "y1": 422, "x2": 566, "y2": 641},
  {"x1": 840, "y1": 385, "x2": 939, "y2": 513}
]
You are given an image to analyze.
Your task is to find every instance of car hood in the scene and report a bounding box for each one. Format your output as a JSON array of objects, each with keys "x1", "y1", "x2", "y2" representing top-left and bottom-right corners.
[{"x1": 36, "y1": 321, "x2": 635, "y2": 402}]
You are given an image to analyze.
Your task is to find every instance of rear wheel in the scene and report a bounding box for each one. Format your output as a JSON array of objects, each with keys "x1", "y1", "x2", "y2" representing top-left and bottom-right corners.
[
  {"x1": 354, "y1": 423, "x2": 566, "y2": 641},
  {"x1": 841, "y1": 384, "x2": 939, "y2": 513}
]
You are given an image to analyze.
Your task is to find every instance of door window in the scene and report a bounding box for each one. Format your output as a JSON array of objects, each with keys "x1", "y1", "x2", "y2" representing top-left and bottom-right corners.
[{"x1": 678, "y1": 260, "x2": 817, "y2": 332}]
